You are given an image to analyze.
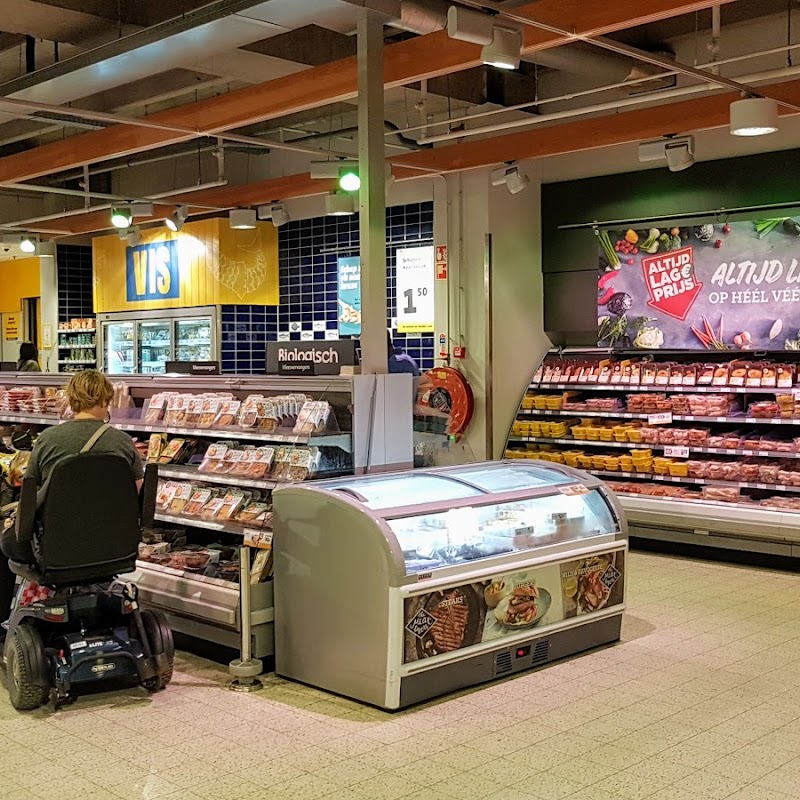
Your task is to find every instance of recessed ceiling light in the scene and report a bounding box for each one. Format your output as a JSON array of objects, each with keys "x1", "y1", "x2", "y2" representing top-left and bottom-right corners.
[
  {"x1": 730, "y1": 97, "x2": 779, "y2": 137},
  {"x1": 19, "y1": 237, "x2": 36, "y2": 253}
]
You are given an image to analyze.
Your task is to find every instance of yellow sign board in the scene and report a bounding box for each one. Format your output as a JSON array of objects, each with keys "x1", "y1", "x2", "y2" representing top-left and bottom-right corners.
[
  {"x1": 93, "y1": 219, "x2": 279, "y2": 312},
  {"x1": 3, "y1": 312, "x2": 20, "y2": 341}
]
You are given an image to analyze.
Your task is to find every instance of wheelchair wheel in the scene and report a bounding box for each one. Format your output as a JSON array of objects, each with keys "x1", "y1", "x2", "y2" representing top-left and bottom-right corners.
[
  {"x1": 4, "y1": 625, "x2": 49, "y2": 711},
  {"x1": 142, "y1": 610, "x2": 174, "y2": 691}
]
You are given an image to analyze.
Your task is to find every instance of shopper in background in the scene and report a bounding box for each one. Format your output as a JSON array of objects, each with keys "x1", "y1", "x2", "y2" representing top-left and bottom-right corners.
[
  {"x1": 16, "y1": 342, "x2": 40, "y2": 372},
  {"x1": 0, "y1": 370, "x2": 144, "y2": 635},
  {"x1": 387, "y1": 331, "x2": 420, "y2": 376}
]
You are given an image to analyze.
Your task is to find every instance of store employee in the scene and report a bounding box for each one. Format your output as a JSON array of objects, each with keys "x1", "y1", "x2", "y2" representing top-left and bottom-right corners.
[{"x1": 387, "y1": 331, "x2": 420, "y2": 376}]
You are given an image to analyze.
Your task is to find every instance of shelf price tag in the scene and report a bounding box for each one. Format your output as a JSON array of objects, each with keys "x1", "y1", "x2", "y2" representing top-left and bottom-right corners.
[
  {"x1": 647, "y1": 412, "x2": 673, "y2": 425},
  {"x1": 664, "y1": 445, "x2": 689, "y2": 459}
]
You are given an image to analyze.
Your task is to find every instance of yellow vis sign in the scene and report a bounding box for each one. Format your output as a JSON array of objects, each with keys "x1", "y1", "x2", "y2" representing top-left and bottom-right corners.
[{"x1": 93, "y1": 218, "x2": 279, "y2": 312}]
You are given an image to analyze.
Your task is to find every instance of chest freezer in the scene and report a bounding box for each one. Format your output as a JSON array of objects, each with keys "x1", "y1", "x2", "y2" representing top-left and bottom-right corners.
[{"x1": 273, "y1": 460, "x2": 628, "y2": 709}]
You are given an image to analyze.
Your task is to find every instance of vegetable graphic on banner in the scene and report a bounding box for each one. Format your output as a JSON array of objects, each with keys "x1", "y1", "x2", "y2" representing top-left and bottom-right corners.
[
  {"x1": 597, "y1": 218, "x2": 800, "y2": 349},
  {"x1": 396, "y1": 246, "x2": 435, "y2": 333},
  {"x1": 337, "y1": 256, "x2": 361, "y2": 335}
]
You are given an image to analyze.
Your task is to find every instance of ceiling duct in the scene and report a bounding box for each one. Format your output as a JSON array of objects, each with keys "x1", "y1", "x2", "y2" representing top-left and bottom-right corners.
[
  {"x1": 387, "y1": 0, "x2": 448, "y2": 35},
  {"x1": 530, "y1": 42, "x2": 671, "y2": 87}
]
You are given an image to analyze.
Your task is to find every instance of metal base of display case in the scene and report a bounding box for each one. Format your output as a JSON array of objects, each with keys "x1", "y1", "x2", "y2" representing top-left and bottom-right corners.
[{"x1": 399, "y1": 614, "x2": 622, "y2": 709}]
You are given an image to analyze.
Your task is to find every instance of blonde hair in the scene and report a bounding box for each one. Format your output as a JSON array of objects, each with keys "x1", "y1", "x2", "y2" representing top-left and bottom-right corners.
[{"x1": 66, "y1": 370, "x2": 114, "y2": 414}]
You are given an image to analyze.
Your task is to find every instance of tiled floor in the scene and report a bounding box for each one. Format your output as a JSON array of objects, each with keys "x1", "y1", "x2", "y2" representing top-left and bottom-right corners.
[{"x1": 2, "y1": 552, "x2": 800, "y2": 799}]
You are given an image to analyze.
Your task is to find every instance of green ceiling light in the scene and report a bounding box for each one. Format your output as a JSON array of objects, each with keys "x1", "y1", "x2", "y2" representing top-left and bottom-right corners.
[
  {"x1": 111, "y1": 207, "x2": 132, "y2": 228},
  {"x1": 338, "y1": 167, "x2": 361, "y2": 192}
]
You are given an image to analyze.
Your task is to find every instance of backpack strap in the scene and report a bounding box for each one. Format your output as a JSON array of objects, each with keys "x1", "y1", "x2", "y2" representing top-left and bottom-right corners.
[{"x1": 80, "y1": 422, "x2": 112, "y2": 454}]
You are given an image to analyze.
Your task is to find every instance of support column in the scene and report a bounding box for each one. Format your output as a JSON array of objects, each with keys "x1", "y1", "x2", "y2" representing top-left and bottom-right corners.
[{"x1": 357, "y1": 8, "x2": 387, "y2": 375}]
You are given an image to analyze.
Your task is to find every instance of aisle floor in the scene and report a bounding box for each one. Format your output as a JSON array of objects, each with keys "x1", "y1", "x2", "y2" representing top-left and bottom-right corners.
[{"x1": 2, "y1": 552, "x2": 800, "y2": 800}]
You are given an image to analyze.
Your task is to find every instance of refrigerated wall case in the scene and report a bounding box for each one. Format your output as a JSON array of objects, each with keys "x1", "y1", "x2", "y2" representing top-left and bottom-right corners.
[
  {"x1": 273, "y1": 461, "x2": 627, "y2": 710},
  {"x1": 0, "y1": 371, "x2": 413, "y2": 659},
  {"x1": 506, "y1": 348, "x2": 800, "y2": 560},
  {"x1": 98, "y1": 307, "x2": 218, "y2": 375}
]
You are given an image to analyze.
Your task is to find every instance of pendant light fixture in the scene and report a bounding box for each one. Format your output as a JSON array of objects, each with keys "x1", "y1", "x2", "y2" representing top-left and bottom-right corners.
[
  {"x1": 229, "y1": 208, "x2": 257, "y2": 229},
  {"x1": 730, "y1": 97, "x2": 779, "y2": 137},
  {"x1": 324, "y1": 192, "x2": 356, "y2": 216}
]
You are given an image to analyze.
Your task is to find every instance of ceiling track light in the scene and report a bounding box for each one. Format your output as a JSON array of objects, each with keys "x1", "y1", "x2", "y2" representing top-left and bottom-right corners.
[
  {"x1": 638, "y1": 135, "x2": 695, "y2": 172},
  {"x1": 270, "y1": 203, "x2": 290, "y2": 227},
  {"x1": 111, "y1": 207, "x2": 132, "y2": 229},
  {"x1": 126, "y1": 225, "x2": 142, "y2": 247},
  {"x1": 481, "y1": 27, "x2": 522, "y2": 71},
  {"x1": 129, "y1": 202, "x2": 154, "y2": 217},
  {"x1": 490, "y1": 164, "x2": 530, "y2": 194},
  {"x1": 730, "y1": 96, "x2": 779, "y2": 137},
  {"x1": 19, "y1": 236, "x2": 37, "y2": 254},
  {"x1": 229, "y1": 208, "x2": 257, "y2": 230},
  {"x1": 324, "y1": 192, "x2": 356, "y2": 217},
  {"x1": 165, "y1": 204, "x2": 188, "y2": 232}
]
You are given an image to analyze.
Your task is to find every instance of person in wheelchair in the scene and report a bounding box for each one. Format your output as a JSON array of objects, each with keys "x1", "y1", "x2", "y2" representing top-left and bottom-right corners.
[
  {"x1": 0, "y1": 370, "x2": 171, "y2": 710},
  {"x1": 0, "y1": 370, "x2": 144, "y2": 627}
]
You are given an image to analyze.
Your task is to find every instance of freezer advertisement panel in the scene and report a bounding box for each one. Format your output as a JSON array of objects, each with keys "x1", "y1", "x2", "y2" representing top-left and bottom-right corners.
[
  {"x1": 597, "y1": 218, "x2": 800, "y2": 350},
  {"x1": 403, "y1": 550, "x2": 625, "y2": 663},
  {"x1": 337, "y1": 256, "x2": 361, "y2": 335}
]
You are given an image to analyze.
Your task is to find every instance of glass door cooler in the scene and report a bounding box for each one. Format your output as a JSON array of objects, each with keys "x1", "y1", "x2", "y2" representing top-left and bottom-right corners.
[
  {"x1": 138, "y1": 320, "x2": 172, "y2": 374},
  {"x1": 273, "y1": 460, "x2": 627, "y2": 709},
  {"x1": 175, "y1": 317, "x2": 213, "y2": 363},
  {"x1": 103, "y1": 321, "x2": 135, "y2": 374}
]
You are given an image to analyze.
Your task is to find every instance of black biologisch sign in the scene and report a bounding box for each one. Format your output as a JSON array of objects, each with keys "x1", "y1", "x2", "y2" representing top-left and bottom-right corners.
[{"x1": 266, "y1": 340, "x2": 356, "y2": 376}]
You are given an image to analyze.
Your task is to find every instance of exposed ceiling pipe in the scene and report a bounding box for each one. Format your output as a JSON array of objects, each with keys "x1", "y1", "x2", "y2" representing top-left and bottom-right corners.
[
  {"x1": 395, "y1": 41, "x2": 800, "y2": 138},
  {"x1": 289, "y1": 120, "x2": 430, "y2": 149},
  {"x1": 531, "y1": 44, "x2": 667, "y2": 86},
  {"x1": 418, "y1": 60, "x2": 800, "y2": 144},
  {"x1": 386, "y1": 0, "x2": 448, "y2": 34}
]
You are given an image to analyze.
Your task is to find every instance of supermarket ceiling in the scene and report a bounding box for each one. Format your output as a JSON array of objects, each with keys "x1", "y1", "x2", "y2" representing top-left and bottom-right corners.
[{"x1": 0, "y1": 0, "x2": 797, "y2": 239}]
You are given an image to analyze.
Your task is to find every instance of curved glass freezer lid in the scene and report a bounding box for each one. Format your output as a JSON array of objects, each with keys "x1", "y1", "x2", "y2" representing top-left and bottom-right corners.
[{"x1": 390, "y1": 488, "x2": 619, "y2": 575}]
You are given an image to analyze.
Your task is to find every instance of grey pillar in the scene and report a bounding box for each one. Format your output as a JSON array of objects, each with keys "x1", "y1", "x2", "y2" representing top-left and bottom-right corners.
[{"x1": 357, "y1": 8, "x2": 388, "y2": 375}]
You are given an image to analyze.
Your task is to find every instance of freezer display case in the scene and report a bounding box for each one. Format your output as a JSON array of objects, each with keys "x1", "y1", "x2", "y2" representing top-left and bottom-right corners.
[
  {"x1": 273, "y1": 461, "x2": 627, "y2": 709},
  {"x1": 98, "y1": 307, "x2": 218, "y2": 374},
  {"x1": 104, "y1": 320, "x2": 135, "y2": 374}
]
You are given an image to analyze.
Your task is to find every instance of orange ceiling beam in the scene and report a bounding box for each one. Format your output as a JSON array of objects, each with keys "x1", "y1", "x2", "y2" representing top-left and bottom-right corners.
[
  {"x1": 0, "y1": 0, "x2": 734, "y2": 185},
  {"x1": 35, "y1": 75, "x2": 800, "y2": 237},
  {"x1": 389, "y1": 80, "x2": 800, "y2": 176}
]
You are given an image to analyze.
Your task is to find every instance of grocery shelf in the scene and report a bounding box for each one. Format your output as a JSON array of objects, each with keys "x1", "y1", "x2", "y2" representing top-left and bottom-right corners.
[
  {"x1": 518, "y1": 409, "x2": 800, "y2": 425},
  {"x1": 58, "y1": 344, "x2": 96, "y2": 349},
  {"x1": 531, "y1": 382, "x2": 792, "y2": 395},
  {"x1": 135, "y1": 559, "x2": 238, "y2": 589},
  {"x1": 617, "y1": 493, "x2": 800, "y2": 517},
  {"x1": 510, "y1": 435, "x2": 800, "y2": 460},
  {"x1": 0, "y1": 411, "x2": 61, "y2": 425},
  {"x1": 116, "y1": 420, "x2": 352, "y2": 450},
  {"x1": 59, "y1": 328, "x2": 96, "y2": 334},
  {"x1": 58, "y1": 359, "x2": 96, "y2": 365},
  {"x1": 158, "y1": 464, "x2": 279, "y2": 490},
  {"x1": 588, "y1": 468, "x2": 800, "y2": 494},
  {"x1": 153, "y1": 511, "x2": 272, "y2": 537}
]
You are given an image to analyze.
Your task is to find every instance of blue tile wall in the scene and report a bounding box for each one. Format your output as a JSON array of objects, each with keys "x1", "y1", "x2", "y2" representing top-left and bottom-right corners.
[
  {"x1": 221, "y1": 202, "x2": 435, "y2": 374},
  {"x1": 57, "y1": 244, "x2": 94, "y2": 323}
]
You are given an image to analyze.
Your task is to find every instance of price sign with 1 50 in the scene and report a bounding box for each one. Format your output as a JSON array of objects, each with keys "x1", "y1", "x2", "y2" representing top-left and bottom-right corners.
[{"x1": 395, "y1": 246, "x2": 435, "y2": 333}]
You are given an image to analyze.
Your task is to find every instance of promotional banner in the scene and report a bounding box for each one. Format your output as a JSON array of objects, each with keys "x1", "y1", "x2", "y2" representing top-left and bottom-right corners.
[
  {"x1": 336, "y1": 256, "x2": 361, "y2": 335},
  {"x1": 403, "y1": 549, "x2": 625, "y2": 663},
  {"x1": 396, "y1": 246, "x2": 435, "y2": 333},
  {"x1": 94, "y1": 219, "x2": 279, "y2": 312},
  {"x1": 597, "y1": 218, "x2": 800, "y2": 350}
]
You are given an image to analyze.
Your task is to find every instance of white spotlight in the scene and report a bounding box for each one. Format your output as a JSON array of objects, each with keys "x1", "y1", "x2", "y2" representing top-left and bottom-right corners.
[
  {"x1": 664, "y1": 139, "x2": 695, "y2": 172},
  {"x1": 165, "y1": 204, "x2": 188, "y2": 232},
  {"x1": 270, "y1": 203, "x2": 290, "y2": 227},
  {"x1": 490, "y1": 164, "x2": 530, "y2": 194},
  {"x1": 126, "y1": 226, "x2": 142, "y2": 247},
  {"x1": 229, "y1": 208, "x2": 257, "y2": 230},
  {"x1": 324, "y1": 193, "x2": 356, "y2": 216},
  {"x1": 730, "y1": 97, "x2": 779, "y2": 137},
  {"x1": 446, "y1": 6, "x2": 493, "y2": 45},
  {"x1": 19, "y1": 236, "x2": 36, "y2": 254},
  {"x1": 481, "y1": 27, "x2": 522, "y2": 70}
]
